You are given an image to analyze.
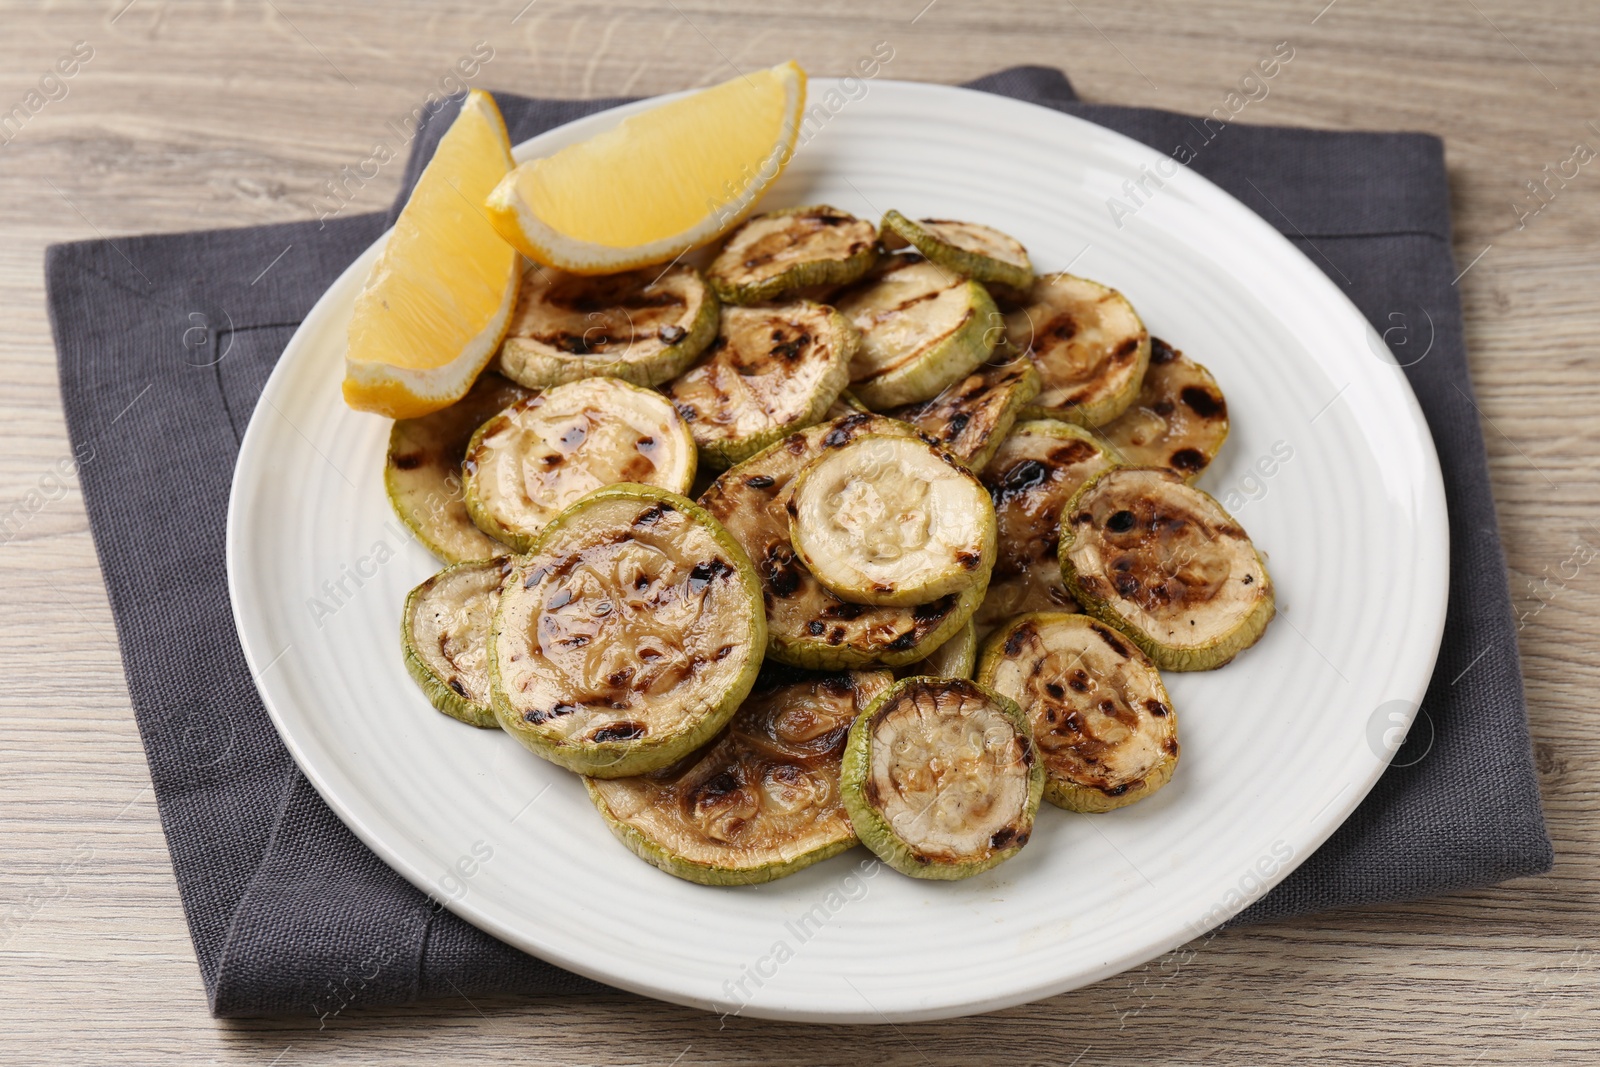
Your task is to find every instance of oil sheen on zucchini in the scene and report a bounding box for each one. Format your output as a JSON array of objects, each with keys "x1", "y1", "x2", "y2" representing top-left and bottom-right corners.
[
  {"x1": 497, "y1": 264, "x2": 718, "y2": 389},
  {"x1": 841, "y1": 676, "x2": 1044, "y2": 880},
  {"x1": 836, "y1": 254, "x2": 999, "y2": 409},
  {"x1": 402, "y1": 557, "x2": 514, "y2": 728},
  {"x1": 708, "y1": 205, "x2": 878, "y2": 305},
  {"x1": 663, "y1": 301, "x2": 855, "y2": 469},
  {"x1": 787, "y1": 433, "x2": 996, "y2": 608},
  {"x1": 462, "y1": 377, "x2": 695, "y2": 553},
  {"x1": 1099, "y1": 337, "x2": 1229, "y2": 481},
  {"x1": 977, "y1": 612, "x2": 1178, "y2": 812},
  {"x1": 885, "y1": 357, "x2": 1040, "y2": 471},
  {"x1": 1059, "y1": 467, "x2": 1274, "y2": 671},
  {"x1": 975, "y1": 420, "x2": 1120, "y2": 632},
  {"x1": 878, "y1": 210, "x2": 1034, "y2": 292},
  {"x1": 1006, "y1": 272, "x2": 1150, "y2": 427},
  {"x1": 386, "y1": 371, "x2": 529, "y2": 563},
  {"x1": 585, "y1": 667, "x2": 894, "y2": 886},
  {"x1": 489, "y1": 484, "x2": 766, "y2": 777},
  {"x1": 699, "y1": 413, "x2": 983, "y2": 669}
]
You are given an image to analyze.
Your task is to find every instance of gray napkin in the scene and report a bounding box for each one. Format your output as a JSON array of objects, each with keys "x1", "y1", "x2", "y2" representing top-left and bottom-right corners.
[{"x1": 46, "y1": 67, "x2": 1550, "y2": 1018}]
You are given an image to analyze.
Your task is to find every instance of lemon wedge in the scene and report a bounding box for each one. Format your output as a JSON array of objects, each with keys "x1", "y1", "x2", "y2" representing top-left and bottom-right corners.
[
  {"x1": 343, "y1": 90, "x2": 521, "y2": 418},
  {"x1": 486, "y1": 61, "x2": 806, "y2": 275}
]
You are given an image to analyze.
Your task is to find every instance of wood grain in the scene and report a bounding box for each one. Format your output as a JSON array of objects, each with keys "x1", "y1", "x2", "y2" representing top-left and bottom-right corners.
[{"x1": 2, "y1": 1, "x2": 1598, "y2": 1063}]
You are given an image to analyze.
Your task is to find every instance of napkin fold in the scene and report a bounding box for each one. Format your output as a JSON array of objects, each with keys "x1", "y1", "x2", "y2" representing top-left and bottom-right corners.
[{"x1": 46, "y1": 67, "x2": 1550, "y2": 1018}]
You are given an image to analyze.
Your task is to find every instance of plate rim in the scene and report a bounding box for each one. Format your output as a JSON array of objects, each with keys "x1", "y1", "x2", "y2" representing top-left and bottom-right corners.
[{"x1": 226, "y1": 76, "x2": 1450, "y2": 1023}]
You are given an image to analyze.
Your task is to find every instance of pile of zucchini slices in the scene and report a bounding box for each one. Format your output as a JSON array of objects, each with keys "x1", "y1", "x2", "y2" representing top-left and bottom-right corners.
[{"x1": 390, "y1": 204, "x2": 1274, "y2": 886}]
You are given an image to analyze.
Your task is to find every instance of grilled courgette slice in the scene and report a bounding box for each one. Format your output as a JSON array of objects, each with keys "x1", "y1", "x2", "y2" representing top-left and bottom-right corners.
[
  {"x1": 1059, "y1": 467, "x2": 1274, "y2": 671},
  {"x1": 489, "y1": 484, "x2": 765, "y2": 777},
  {"x1": 885, "y1": 357, "x2": 1040, "y2": 471},
  {"x1": 402, "y1": 557, "x2": 514, "y2": 728},
  {"x1": 497, "y1": 264, "x2": 718, "y2": 389},
  {"x1": 836, "y1": 254, "x2": 999, "y2": 409},
  {"x1": 879, "y1": 211, "x2": 1033, "y2": 292},
  {"x1": 699, "y1": 413, "x2": 982, "y2": 669},
  {"x1": 788, "y1": 433, "x2": 996, "y2": 607},
  {"x1": 824, "y1": 389, "x2": 871, "y2": 419},
  {"x1": 386, "y1": 372, "x2": 529, "y2": 563},
  {"x1": 975, "y1": 420, "x2": 1120, "y2": 632},
  {"x1": 585, "y1": 667, "x2": 894, "y2": 885},
  {"x1": 708, "y1": 205, "x2": 878, "y2": 305},
  {"x1": 977, "y1": 612, "x2": 1178, "y2": 812},
  {"x1": 898, "y1": 619, "x2": 977, "y2": 680},
  {"x1": 841, "y1": 676, "x2": 1043, "y2": 880},
  {"x1": 462, "y1": 377, "x2": 695, "y2": 553},
  {"x1": 1099, "y1": 338, "x2": 1229, "y2": 481},
  {"x1": 1006, "y1": 272, "x2": 1150, "y2": 427},
  {"x1": 664, "y1": 301, "x2": 855, "y2": 469}
]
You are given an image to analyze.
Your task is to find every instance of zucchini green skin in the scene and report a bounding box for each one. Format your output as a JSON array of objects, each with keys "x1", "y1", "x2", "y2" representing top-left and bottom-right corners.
[
  {"x1": 976, "y1": 612, "x2": 1179, "y2": 812},
  {"x1": 850, "y1": 279, "x2": 1000, "y2": 410},
  {"x1": 879, "y1": 211, "x2": 1034, "y2": 292},
  {"x1": 585, "y1": 779, "x2": 857, "y2": 885},
  {"x1": 488, "y1": 484, "x2": 767, "y2": 777},
  {"x1": 1057, "y1": 468, "x2": 1275, "y2": 672},
  {"x1": 400, "y1": 558, "x2": 513, "y2": 729},
  {"x1": 841, "y1": 676, "x2": 1044, "y2": 880},
  {"x1": 709, "y1": 205, "x2": 879, "y2": 306},
  {"x1": 497, "y1": 267, "x2": 720, "y2": 389}
]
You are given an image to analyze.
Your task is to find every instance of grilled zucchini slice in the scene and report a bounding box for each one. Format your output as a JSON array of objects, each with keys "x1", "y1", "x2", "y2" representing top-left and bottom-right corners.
[
  {"x1": 462, "y1": 377, "x2": 695, "y2": 553},
  {"x1": 585, "y1": 667, "x2": 894, "y2": 885},
  {"x1": 699, "y1": 413, "x2": 982, "y2": 669},
  {"x1": 836, "y1": 254, "x2": 999, "y2": 409},
  {"x1": 489, "y1": 484, "x2": 765, "y2": 777},
  {"x1": 385, "y1": 372, "x2": 529, "y2": 563},
  {"x1": 788, "y1": 433, "x2": 996, "y2": 607},
  {"x1": 402, "y1": 557, "x2": 514, "y2": 728},
  {"x1": 885, "y1": 357, "x2": 1040, "y2": 471},
  {"x1": 1099, "y1": 338, "x2": 1229, "y2": 481},
  {"x1": 898, "y1": 619, "x2": 977, "y2": 680},
  {"x1": 664, "y1": 301, "x2": 855, "y2": 469},
  {"x1": 708, "y1": 205, "x2": 878, "y2": 305},
  {"x1": 878, "y1": 211, "x2": 1033, "y2": 292},
  {"x1": 841, "y1": 676, "x2": 1043, "y2": 880},
  {"x1": 975, "y1": 420, "x2": 1120, "y2": 631},
  {"x1": 1006, "y1": 273, "x2": 1150, "y2": 427},
  {"x1": 824, "y1": 390, "x2": 871, "y2": 419},
  {"x1": 977, "y1": 613, "x2": 1178, "y2": 812},
  {"x1": 497, "y1": 264, "x2": 718, "y2": 389},
  {"x1": 1060, "y1": 467, "x2": 1274, "y2": 671}
]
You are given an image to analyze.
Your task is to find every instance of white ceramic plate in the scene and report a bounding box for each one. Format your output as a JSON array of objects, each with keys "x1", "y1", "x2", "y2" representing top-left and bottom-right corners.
[{"x1": 227, "y1": 79, "x2": 1448, "y2": 1023}]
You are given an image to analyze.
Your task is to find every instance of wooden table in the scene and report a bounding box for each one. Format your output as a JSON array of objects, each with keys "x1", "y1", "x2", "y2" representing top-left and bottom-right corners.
[{"x1": 3, "y1": 1, "x2": 1597, "y2": 1062}]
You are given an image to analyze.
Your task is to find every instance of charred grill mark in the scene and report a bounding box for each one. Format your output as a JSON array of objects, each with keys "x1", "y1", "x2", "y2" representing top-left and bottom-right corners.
[
  {"x1": 1003, "y1": 623, "x2": 1033, "y2": 656},
  {"x1": 1152, "y1": 399, "x2": 1176, "y2": 417},
  {"x1": 1092, "y1": 625, "x2": 1131, "y2": 658},
  {"x1": 1046, "y1": 313, "x2": 1078, "y2": 342},
  {"x1": 989, "y1": 459, "x2": 1048, "y2": 504},
  {"x1": 912, "y1": 595, "x2": 957, "y2": 623},
  {"x1": 1045, "y1": 682, "x2": 1065, "y2": 699},
  {"x1": 1106, "y1": 509, "x2": 1137, "y2": 533},
  {"x1": 821, "y1": 601, "x2": 867, "y2": 620},
  {"x1": 448, "y1": 678, "x2": 468, "y2": 697},
  {"x1": 687, "y1": 558, "x2": 733, "y2": 594},
  {"x1": 590, "y1": 721, "x2": 646, "y2": 743},
  {"x1": 525, "y1": 702, "x2": 581, "y2": 725},
  {"x1": 887, "y1": 631, "x2": 919, "y2": 651},
  {"x1": 1181, "y1": 386, "x2": 1225, "y2": 418},
  {"x1": 990, "y1": 827, "x2": 1016, "y2": 849},
  {"x1": 955, "y1": 550, "x2": 982, "y2": 570},
  {"x1": 1170, "y1": 447, "x2": 1206, "y2": 473},
  {"x1": 1146, "y1": 699, "x2": 1168, "y2": 717},
  {"x1": 745, "y1": 474, "x2": 775, "y2": 490},
  {"x1": 760, "y1": 544, "x2": 802, "y2": 598},
  {"x1": 823, "y1": 413, "x2": 873, "y2": 449},
  {"x1": 827, "y1": 626, "x2": 846, "y2": 645},
  {"x1": 1113, "y1": 336, "x2": 1141, "y2": 361},
  {"x1": 1149, "y1": 337, "x2": 1178, "y2": 364},
  {"x1": 945, "y1": 412, "x2": 971, "y2": 441},
  {"x1": 634, "y1": 504, "x2": 667, "y2": 526},
  {"x1": 807, "y1": 620, "x2": 826, "y2": 636},
  {"x1": 769, "y1": 331, "x2": 810, "y2": 362},
  {"x1": 658, "y1": 323, "x2": 687, "y2": 344},
  {"x1": 391, "y1": 452, "x2": 425, "y2": 470}
]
